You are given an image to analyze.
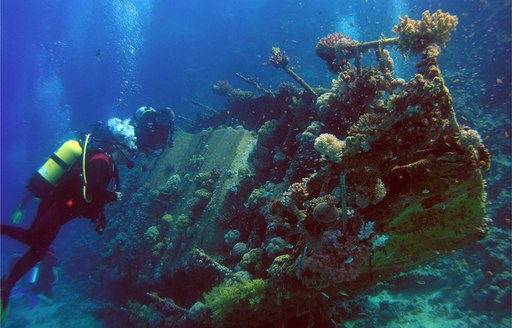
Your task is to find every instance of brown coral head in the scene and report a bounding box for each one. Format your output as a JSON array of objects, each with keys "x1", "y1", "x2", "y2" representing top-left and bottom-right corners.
[
  {"x1": 316, "y1": 33, "x2": 359, "y2": 65},
  {"x1": 278, "y1": 81, "x2": 299, "y2": 96},
  {"x1": 312, "y1": 202, "x2": 340, "y2": 224},
  {"x1": 334, "y1": 36, "x2": 359, "y2": 63},
  {"x1": 316, "y1": 32, "x2": 346, "y2": 61},
  {"x1": 289, "y1": 182, "x2": 309, "y2": 203}
]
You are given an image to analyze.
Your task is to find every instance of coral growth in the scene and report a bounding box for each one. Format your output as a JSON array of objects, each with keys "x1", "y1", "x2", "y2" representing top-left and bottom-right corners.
[
  {"x1": 175, "y1": 214, "x2": 191, "y2": 233},
  {"x1": 161, "y1": 213, "x2": 173, "y2": 223},
  {"x1": 316, "y1": 33, "x2": 359, "y2": 72},
  {"x1": 267, "y1": 254, "x2": 291, "y2": 279},
  {"x1": 203, "y1": 277, "x2": 266, "y2": 326},
  {"x1": 268, "y1": 46, "x2": 289, "y2": 68},
  {"x1": 312, "y1": 202, "x2": 340, "y2": 224},
  {"x1": 315, "y1": 92, "x2": 337, "y2": 121},
  {"x1": 296, "y1": 230, "x2": 371, "y2": 289},
  {"x1": 144, "y1": 226, "x2": 159, "y2": 243},
  {"x1": 314, "y1": 133, "x2": 346, "y2": 164},
  {"x1": 224, "y1": 229, "x2": 241, "y2": 247},
  {"x1": 212, "y1": 80, "x2": 233, "y2": 96},
  {"x1": 264, "y1": 237, "x2": 289, "y2": 258},
  {"x1": 237, "y1": 248, "x2": 264, "y2": 276},
  {"x1": 392, "y1": 10, "x2": 458, "y2": 55},
  {"x1": 282, "y1": 182, "x2": 309, "y2": 208},
  {"x1": 316, "y1": 32, "x2": 346, "y2": 62},
  {"x1": 212, "y1": 80, "x2": 254, "y2": 105}
]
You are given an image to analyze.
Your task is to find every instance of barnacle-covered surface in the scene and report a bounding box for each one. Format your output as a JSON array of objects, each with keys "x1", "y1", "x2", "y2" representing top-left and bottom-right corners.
[{"x1": 53, "y1": 10, "x2": 502, "y2": 328}]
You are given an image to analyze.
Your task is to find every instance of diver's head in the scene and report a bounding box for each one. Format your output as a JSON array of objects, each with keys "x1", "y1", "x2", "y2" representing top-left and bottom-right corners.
[
  {"x1": 135, "y1": 106, "x2": 154, "y2": 121},
  {"x1": 154, "y1": 107, "x2": 175, "y2": 127},
  {"x1": 161, "y1": 107, "x2": 175, "y2": 122},
  {"x1": 135, "y1": 107, "x2": 146, "y2": 121},
  {"x1": 91, "y1": 123, "x2": 136, "y2": 169}
]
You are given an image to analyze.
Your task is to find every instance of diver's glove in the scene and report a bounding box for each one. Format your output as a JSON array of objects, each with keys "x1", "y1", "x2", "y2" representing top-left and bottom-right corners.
[{"x1": 106, "y1": 191, "x2": 120, "y2": 203}]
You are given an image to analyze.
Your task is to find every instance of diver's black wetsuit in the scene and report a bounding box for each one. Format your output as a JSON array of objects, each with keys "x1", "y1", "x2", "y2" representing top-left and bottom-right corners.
[
  {"x1": 135, "y1": 108, "x2": 174, "y2": 153},
  {"x1": 1, "y1": 148, "x2": 118, "y2": 310}
]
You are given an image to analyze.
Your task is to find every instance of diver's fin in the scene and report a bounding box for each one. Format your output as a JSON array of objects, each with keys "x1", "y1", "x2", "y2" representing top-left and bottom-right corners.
[
  {"x1": 11, "y1": 194, "x2": 35, "y2": 224},
  {"x1": 11, "y1": 204, "x2": 25, "y2": 224},
  {"x1": 0, "y1": 304, "x2": 8, "y2": 324},
  {"x1": 0, "y1": 286, "x2": 9, "y2": 324}
]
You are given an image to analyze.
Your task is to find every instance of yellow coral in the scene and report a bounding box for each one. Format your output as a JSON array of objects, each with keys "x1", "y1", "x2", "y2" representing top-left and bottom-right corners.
[
  {"x1": 175, "y1": 214, "x2": 190, "y2": 232},
  {"x1": 378, "y1": 49, "x2": 394, "y2": 72},
  {"x1": 392, "y1": 9, "x2": 458, "y2": 55},
  {"x1": 203, "y1": 278, "x2": 266, "y2": 324},
  {"x1": 314, "y1": 133, "x2": 345, "y2": 164},
  {"x1": 268, "y1": 255, "x2": 291, "y2": 278},
  {"x1": 144, "y1": 226, "x2": 159, "y2": 242},
  {"x1": 162, "y1": 213, "x2": 173, "y2": 223}
]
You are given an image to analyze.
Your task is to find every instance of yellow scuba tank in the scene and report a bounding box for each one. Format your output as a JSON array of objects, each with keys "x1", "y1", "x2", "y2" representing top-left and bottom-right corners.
[{"x1": 27, "y1": 140, "x2": 83, "y2": 198}]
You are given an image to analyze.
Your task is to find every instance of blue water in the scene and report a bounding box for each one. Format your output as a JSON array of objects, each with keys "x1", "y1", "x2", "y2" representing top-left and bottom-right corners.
[{"x1": 1, "y1": 0, "x2": 510, "y2": 325}]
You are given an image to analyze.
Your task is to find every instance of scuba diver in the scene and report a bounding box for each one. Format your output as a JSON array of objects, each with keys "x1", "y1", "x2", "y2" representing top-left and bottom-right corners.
[
  {"x1": 1, "y1": 133, "x2": 133, "y2": 320},
  {"x1": 5, "y1": 246, "x2": 61, "y2": 309},
  {"x1": 133, "y1": 106, "x2": 175, "y2": 153}
]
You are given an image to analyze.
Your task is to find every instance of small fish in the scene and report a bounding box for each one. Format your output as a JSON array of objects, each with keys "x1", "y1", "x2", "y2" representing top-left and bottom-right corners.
[
  {"x1": 285, "y1": 244, "x2": 294, "y2": 249},
  {"x1": 320, "y1": 291, "x2": 330, "y2": 300},
  {"x1": 422, "y1": 189, "x2": 430, "y2": 194},
  {"x1": 338, "y1": 291, "x2": 349, "y2": 297},
  {"x1": 415, "y1": 280, "x2": 426, "y2": 285},
  {"x1": 343, "y1": 257, "x2": 354, "y2": 264},
  {"x1": 330, "y1": 318, "x2": 337, "y2": 326}
]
